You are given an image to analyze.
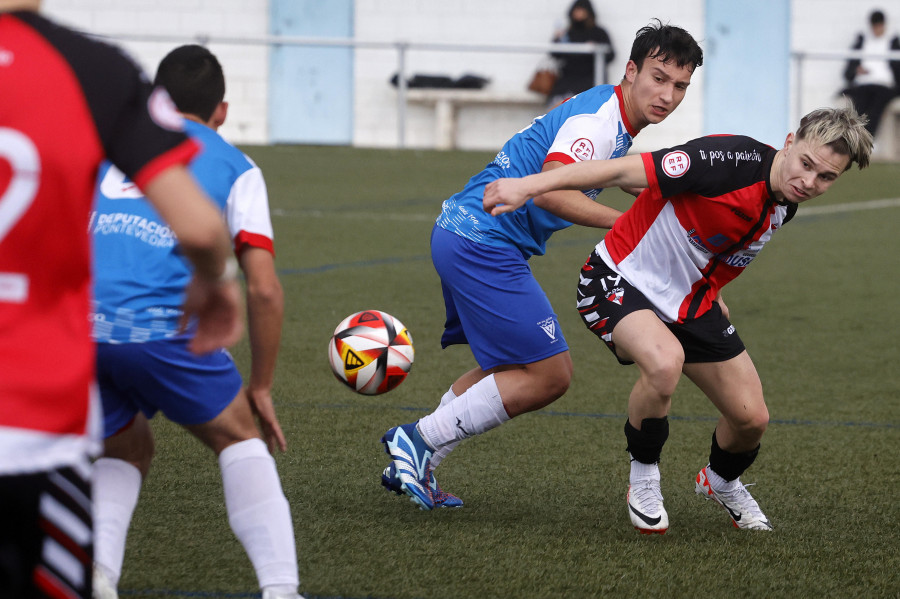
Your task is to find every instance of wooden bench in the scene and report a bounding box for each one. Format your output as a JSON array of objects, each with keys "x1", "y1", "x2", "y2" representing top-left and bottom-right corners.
[{"x1": 404, "y1": 88, "x2": 547, "y2": 150}]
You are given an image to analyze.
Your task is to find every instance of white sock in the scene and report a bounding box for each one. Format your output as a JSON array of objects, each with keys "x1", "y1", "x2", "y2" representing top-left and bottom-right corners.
[
  {"x1": 92, "y1": 457, "x2": 142, "y2": 586},
  {"x1": 219, "y1": 438, "x2": 299, "y2": 589},
  {"x1": 418, "y1": 374, "x2": 509, "y2": 450},
  {"x1": 429, "y1": 386, "x2": 459, "y2": 468},
  {"x1": 629, "y1": 454, "x2": 660, "y2": 485}
]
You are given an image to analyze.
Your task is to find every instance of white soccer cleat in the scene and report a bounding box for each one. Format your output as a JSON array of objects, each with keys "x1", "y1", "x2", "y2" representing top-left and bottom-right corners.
[
  {"x1": 695, "y1": 465, "x2": 773, "y2": 531},
  {"x1": 92, "y1": 565, "x2": 118, "y2": 599},
  {"x1": 627, "y1": 479, "x2": 669, "y2": 535},
  {"x1": 262, "y1": 589, "x2": 306, "y2": 599}
]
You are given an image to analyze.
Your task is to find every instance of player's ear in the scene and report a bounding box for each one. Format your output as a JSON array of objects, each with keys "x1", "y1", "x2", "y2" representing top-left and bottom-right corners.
[
  {"x1": 624, "y1": 60, "x2": 639, "y2": 83},
  {"x1": 782, "y1": 132, "x2": 794, "y2": 151},
  {"x1": 210, "y1": 101, "x2": 228, "y2": 129}
]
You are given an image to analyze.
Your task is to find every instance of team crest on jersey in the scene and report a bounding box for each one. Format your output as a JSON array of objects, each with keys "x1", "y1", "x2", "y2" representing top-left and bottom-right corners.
[
  {"x1": 100, "y1": 165, "x2": 144, "y2": 199},
  {"x1": 606, "y1": 288, "x2": 625, "y2": 305},
  {"x1": 571, "y1": 138, "x2": 594, "y2": 161},
  {"x1": 661, "y1": 150, "x2": 690, "y2": 178},
  {"x1": 148, "y1": 87, "x2": 185, "y2": 131}
]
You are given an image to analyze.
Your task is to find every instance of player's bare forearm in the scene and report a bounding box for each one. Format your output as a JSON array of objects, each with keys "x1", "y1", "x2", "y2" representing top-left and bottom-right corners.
[
  {"x1": 247, "y1": 299, "x2": 282, "y2": 398},
  {"x1": 620, "y1": 185, "x2": 646, "y2": 197},
  {"x1": 241, "y1": 248, "x2": 285, "y2": 451},
  {"x1": 533, "y1": 190, "x2": 622, "y2": 228},
  {"x1": 148, "y1": 167, "x2": 245, "y2": 353},
  {"x1": 242, "y1": 249, "x2": 284, "y2": 391},
  {"x1": 143, "y1": 166, "x2": 233, "y2": 282},
  {"x1": 484, "y1": 155, "x2": 648, "y2": 216}
]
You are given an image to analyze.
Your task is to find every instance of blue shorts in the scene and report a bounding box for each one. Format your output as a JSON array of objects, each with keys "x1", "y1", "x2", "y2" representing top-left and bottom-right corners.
[
  {"x1": 95, "y1": 336, "x2": 243, "y2": 438},
  {"x1": 431, "y1": 225, "x2": 568, "y2": 370}
]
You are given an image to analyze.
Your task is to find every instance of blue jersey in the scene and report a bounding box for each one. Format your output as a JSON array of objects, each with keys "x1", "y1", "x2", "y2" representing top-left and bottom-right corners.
[
  {"x1": 91, "y1": 119, "x2": 274, "y2": 343},
  {"x1": 435, "y1": 85, "x2": 636, "y2": 258}
]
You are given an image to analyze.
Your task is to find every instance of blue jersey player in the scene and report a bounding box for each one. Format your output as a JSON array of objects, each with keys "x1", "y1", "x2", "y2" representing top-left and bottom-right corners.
[
  {"x1": 382, "y1": 20, "x2": 704, "y2": 511},
  {"x1": 89, "y1": 46, "x2": 301, "y2": 599}
]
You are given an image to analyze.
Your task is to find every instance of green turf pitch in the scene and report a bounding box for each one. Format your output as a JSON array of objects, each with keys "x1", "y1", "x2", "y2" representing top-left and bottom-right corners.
[{"x1": 119, "y1": 147, "x2": 900, "y2": 598}]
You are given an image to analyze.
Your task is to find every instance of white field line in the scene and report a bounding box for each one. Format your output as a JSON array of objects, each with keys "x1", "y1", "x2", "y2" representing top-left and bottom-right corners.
[
  {"x1": 272, "y1": 197, "x2": 900, "y2": 222},
  {"x1": 795, "y1": 197, "x2": 900, "y2": 217}
]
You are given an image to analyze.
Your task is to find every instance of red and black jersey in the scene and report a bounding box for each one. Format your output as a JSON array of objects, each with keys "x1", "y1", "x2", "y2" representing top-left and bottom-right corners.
[
  {"x1": 596, "y1": 135, "x2": 797, "y2": 324},
  {"x1": 0, "y1": 11, "x2": 198, "y2": 473}
]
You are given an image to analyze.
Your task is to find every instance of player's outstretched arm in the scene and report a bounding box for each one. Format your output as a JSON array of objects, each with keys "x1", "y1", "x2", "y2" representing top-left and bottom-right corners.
[
  {"x1": 142, "y1": 165, "x2": 244, "y2": 353},
  {"x1": 530, "y1": 162, "x2": 622, "y2": 229},
  {"x1": 484, "y1": 154, "x2": 648, "y2": 217},
  {"x1": 241, "y1": 247, "x2": 287, "y2": 453}
]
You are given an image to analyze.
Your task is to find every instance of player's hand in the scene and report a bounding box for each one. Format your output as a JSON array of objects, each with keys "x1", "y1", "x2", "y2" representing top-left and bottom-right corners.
[
  {"x1": 715, "y1": 294, "x2": 730, "y2": 320},
  {"x1": 180, "y1": 277, "x2": 244, "y2": 354},
  {"x1": 246, "y1": 386, "x2": 288, "y2": 454},
  {"x1": 483, "y1": 178, "x2": 533, "y2": 216}
]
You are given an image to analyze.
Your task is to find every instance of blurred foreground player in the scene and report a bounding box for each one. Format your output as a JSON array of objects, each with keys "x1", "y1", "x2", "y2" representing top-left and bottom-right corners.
[
  {"x1": 484, "y1": 106, "x2": 873, "y2": 533},
  {"x1": 90, "y1": 45, "x2": 300, "y2": 599},
  {"x1": 0, "y1": 2, "x2": 241, "y2": 597}
]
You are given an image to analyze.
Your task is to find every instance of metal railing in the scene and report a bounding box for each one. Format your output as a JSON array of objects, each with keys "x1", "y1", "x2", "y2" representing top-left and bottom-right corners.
[
  {"x1": 790, "y1": 48, "x2": 900, "y2": 124},
  {"x1": 95, "y1": 31, "x2": 900, "y2": 148},
  {"x1": 92, "y1": 32, "x2": 609, "y2": 147}
]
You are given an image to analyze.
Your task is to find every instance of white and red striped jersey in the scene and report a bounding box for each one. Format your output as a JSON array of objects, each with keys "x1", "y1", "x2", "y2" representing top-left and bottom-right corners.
[{"x1": 597, "y1": 135, "x2": 797, "y2": 323}]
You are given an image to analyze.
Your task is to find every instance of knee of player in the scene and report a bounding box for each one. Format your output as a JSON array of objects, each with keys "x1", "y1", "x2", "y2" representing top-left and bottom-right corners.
[
  {"x1": 749, "y1": 408, "x2": 770, "y2": 435},
  {"x1": 545, "y1": 360, "x2": 573, "y2": 399},
  {"x1": 729, "y1": 404, "x2": 769, "y2": 437},
  {"x1": 548, "y1": 372, "x2": 571, "y2": 400},
  {"x1": 643, "y1": 356, "x2": 683, "y2": 398}
]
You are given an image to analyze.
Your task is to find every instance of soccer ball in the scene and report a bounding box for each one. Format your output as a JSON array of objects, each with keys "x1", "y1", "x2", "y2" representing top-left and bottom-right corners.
[{"x1": 328, "y1": 310, "x2": 414, "y2": 395}]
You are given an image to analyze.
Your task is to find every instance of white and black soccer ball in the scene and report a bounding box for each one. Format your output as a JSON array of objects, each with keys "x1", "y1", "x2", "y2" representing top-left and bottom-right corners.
[{"x1": 327, "y1": 310, "x2": 414, "y2": 395}]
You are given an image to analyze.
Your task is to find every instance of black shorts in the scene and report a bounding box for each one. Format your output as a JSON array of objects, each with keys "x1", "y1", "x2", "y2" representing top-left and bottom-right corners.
[
  {"x1": 576, "y1": 251, "x2": 745, "y2": 365},
  {"x1": 0, "y1": 464, "x2": 92, "y2": 598}
]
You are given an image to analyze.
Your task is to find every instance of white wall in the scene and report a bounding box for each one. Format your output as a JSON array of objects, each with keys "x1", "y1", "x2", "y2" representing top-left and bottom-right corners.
[
  {"x1": 790, "y1": 0, "x2": 895, "y2": 118},
  {"x1": 43, "y1": 0, "x2": 271, "y2": 144},
  {"x1": 353, "y1": 0, "x2": 706, "y2": 152},
  {"x1": 41, "y1": 0, "x2": 897, "y2": 151}
]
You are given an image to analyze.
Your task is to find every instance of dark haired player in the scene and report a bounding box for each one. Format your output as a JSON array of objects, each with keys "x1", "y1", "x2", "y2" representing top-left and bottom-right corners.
[
  {"x1": 380, "y1": 19, "x2": 704, "y2": 511},
  {"x1": 484, "y1": 106, "x2": 873, "y2": 534},
  {"x1": 89, "y1": 45, "x2": 299, "y2": 598},
  {"x1": 0, "y1": 3, "x2": 241, "y2": 597}
]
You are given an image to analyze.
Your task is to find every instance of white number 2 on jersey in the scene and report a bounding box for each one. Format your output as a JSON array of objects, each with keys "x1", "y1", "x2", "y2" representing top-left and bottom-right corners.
[{"x1": 0, "y1": 127, "x2": 40, "y2": 303}]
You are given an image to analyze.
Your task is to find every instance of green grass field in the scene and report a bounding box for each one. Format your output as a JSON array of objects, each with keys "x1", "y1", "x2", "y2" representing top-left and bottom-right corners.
[{"x1": 119, "y1": 146, "x2": 900, "y2": 598}]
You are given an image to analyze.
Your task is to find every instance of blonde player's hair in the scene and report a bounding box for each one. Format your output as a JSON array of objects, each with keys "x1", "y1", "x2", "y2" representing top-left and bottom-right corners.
[{"x1": 796, "y1": 106, "x2": 874, "y2": 171}]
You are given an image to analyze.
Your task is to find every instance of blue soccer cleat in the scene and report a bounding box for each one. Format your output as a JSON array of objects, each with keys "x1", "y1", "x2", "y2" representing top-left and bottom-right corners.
[
  {"x1": 381, "y1": 423, "x2": 435, "y2": 510},
  {"x1": 382, "y1": 462, "x2": 464, "y2": 508},
  {"x1": 427, "y1": 467, "x2": 464, "y2": 508}
]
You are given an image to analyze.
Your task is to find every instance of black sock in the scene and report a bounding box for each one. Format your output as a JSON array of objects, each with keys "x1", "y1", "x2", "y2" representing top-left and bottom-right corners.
[
  {"x1": 624, "y1": 417, "x2": 669, "y2": 464},
  {"x1": 708, "y1": 430, "x2": 759, "y2": 482}
]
